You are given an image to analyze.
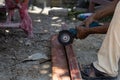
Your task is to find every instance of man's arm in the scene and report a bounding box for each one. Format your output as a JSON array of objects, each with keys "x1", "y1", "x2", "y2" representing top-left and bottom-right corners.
[
  {"x1": 76, "y1": 0, "x2": 119, "y2": 39},
  {"x1": 76, "y1": 23, "x2": 109, "y2": 39},
  {"x1": 93, "y1": 0, "x2": 119, "y2": 20},
  {"x1": 84, "y1": 0, "x2": 119, "y2": 27}
]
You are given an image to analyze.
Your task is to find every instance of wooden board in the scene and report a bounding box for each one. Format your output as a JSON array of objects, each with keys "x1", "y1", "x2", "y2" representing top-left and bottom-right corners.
[
  {"x1": 51, "y1": 35, "x2": 82, "y2": 80},
  {"x1": 51, "y1": 35, "x2": 70, "y2": 80},
  {"x1": 65, "y1": 45, "x2": 82, "y2": 80}
]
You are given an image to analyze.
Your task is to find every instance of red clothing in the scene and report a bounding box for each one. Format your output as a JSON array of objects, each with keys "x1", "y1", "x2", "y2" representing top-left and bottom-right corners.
[
  {"x1": 19, "y1": 2, "x2": 33, "y2": 37},
  {"x1": 5, "y1": 0, "x2": 33, "y2": 37},
  {"x1": 5, "y1": 0, "x2": 17, "y2": 9}
]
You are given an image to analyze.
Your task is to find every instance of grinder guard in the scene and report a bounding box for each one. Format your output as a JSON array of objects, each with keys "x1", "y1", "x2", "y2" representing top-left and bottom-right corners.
[{"x1": 58, "y1": 30, "x2": 75, "y2": 46}]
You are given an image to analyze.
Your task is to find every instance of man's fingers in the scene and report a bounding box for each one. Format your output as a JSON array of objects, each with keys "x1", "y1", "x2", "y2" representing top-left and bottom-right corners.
[
  {"x1": 80, "y1": 22, "x2": 84, "y2": 26},
  {"x1": 83, "y1": 20, "x2": 89, "y2": 27},
  {"x1": 83, "y1": 19, "x2": 90, "y2": 27},
  {"x1": 86, "y1": 22, "x2": 90, "y2": 28}
]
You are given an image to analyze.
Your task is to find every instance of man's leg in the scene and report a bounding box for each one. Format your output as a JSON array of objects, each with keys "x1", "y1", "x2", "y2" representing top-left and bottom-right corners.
[{"x1": 93, "y1": 1, "x2": 120, "y2": 77}]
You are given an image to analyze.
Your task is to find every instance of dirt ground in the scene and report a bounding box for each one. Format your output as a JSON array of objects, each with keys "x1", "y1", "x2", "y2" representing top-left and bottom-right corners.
[{"x1": 0, "y1": 6, "x2": 120, "y2": 80}]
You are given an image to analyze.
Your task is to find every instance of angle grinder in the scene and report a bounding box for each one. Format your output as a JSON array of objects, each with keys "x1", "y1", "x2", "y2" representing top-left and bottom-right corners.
[
  {"x1": 58, "y1": 22, "x2": 101, "y2": 46},
  {"x1": 58, "y1": 28, "x2": 77, "y2": 46}
]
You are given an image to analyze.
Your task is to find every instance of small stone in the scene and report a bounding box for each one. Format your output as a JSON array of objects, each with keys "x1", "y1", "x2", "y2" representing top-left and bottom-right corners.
[{"x1": 24, "y1": 38, "x2": 32, "y2": 46}]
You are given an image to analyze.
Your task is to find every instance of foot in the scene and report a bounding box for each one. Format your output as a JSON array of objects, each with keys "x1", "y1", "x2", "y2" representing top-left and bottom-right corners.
[
  {"x1": 80, "y1": 63, "x2": 117, "y2": 80},
  {"x1": 76, "y1": 26, "x2": 90, "y2": 39}
]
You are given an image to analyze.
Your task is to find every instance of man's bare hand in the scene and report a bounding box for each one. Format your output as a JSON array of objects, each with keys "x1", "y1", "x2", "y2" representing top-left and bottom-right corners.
[
  {"x1": 76, "y1": 26, "x2": 90, "y2": 39},
  {"x1": 83, "y1": 14, "x2": 96, "y2": 27}
]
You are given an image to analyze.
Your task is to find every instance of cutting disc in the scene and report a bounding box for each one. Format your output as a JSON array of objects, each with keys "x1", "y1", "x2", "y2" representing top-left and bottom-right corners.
[{"x1": 58, "y1": 30, "x2": 74, "y2": 46}]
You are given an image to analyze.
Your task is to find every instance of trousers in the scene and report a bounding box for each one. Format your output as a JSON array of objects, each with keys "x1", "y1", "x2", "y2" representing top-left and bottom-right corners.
[{"x1": 93, "y1": 1, "x2": 120, "y2": 77}]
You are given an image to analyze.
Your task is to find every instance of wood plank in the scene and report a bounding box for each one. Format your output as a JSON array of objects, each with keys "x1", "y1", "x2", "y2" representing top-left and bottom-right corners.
[
  {"x1": 65, "y1": 45, "x2": 82, "y2": 80},
  {"x1": 51, "y1": 35, "x2": 71, "y2": 80}
]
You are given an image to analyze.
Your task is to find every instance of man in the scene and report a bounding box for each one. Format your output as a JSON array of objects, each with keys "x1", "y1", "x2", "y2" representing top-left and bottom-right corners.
[{"x1": 76, "y1": 0, "x2": 120, "y2": 79}]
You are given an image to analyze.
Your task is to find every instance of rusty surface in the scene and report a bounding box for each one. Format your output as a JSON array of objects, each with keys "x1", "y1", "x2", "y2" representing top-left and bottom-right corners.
[
  {"x1": 65, "y1": 45, "x2": 82, "y2": 80},
  {"x1": 51, "y1": 35, "x2": 71, "y2": 80}
]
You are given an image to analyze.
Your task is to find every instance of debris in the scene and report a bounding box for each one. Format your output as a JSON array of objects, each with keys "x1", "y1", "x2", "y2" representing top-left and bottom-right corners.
[
  {"x1": 49, "y1": 8, "x2": 69, "y2": 17},
  {"x1": 22, "y1": 53, "x2": 48, "y2": 62},
  {"x1": 18, "y1": 39, "x2": 24, "y2": 44},
  {"x1": 39, "y1": 59, "x2": 51, "y2": 64},
  {"x1": 24, "y1": 38, "x2": 32, "y2": 46}
]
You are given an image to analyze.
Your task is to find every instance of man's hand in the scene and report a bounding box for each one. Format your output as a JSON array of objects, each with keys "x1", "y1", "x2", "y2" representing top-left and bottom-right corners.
[
  {"x1": 76, "y1": 26, "x2": 90, "y2": 39},
  {"x1": 83, "y1": 14, "x2": 96, "y2": 27}
]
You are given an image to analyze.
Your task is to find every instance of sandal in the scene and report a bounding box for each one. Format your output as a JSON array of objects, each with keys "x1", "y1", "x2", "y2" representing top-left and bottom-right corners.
[{"x1": 79, "y1": 63, "x2": 117, "y2": 80}]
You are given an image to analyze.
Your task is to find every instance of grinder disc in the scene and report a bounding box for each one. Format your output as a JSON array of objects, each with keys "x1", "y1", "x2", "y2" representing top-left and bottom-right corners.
[{"x1": 58, "y1": 30, "x2": 74, "y2": 46}]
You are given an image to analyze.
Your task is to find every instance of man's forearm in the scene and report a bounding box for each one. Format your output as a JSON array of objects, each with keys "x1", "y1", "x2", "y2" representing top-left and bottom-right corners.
[
  {"x1": 93, "y1": 0, "x2": 119, "y2": 20},
  {"x1": 88, "y1": 24, "x2": 109, "y2": 34},
  {"x1": 76, "y1": 24, "x2": 109, "y2": 39}
]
